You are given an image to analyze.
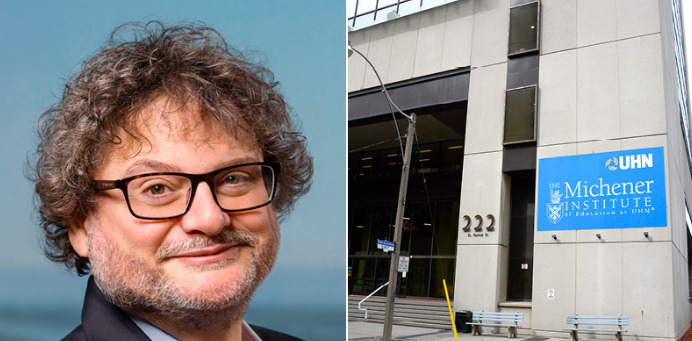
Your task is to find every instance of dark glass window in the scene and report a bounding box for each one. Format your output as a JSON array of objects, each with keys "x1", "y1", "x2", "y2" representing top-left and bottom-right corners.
[
  {"x1": 400, "y1": 205, "x2": 413, "y2": 254},
  {"x1": 508, "y1": 2, "x2": 539, "y2": 56},
  {"x1": 350, "y1": 258, "x2": 376, "y2": 295},
  {"x1": 430, "y1": 259, "x2": 456, "y2": 298},
  {"x1": 406, "y1": 258, "x2": 431, "y2": 297},
  {"x1": 506, "y1": 173, "x2": 535, "y2": 301},
  {"x1": 378, "y1": 148, "x2": 402, "y2": 180},
  {"x1": 374, "y1": 258, "x2": 391, "y2": 296},
  {"x1": 440, "y1": 141, "x2": 464, "y2": 172},
  {"x1": 368, "y1": 206, "x2": 395, "y2": 255},
  {"x1": 410, "y1": 204, "x2": 434, "y2": 255},
  {"x1": 357, "y1": 151, "x2": 378, "y2": 181},
  {"x1": 504, "y1": 86, "x2": 537, "y2": 144},
  {"x1": 348, "y1": 153, "x2": 359, "y2": 182},
  {"x1": 349, "y1": 207, "x2": 372, "y2": 255},
  {"x1": 433, "y1": 202, "x2": 459, "y2": 256},
  {"x1": 412, "y1": 143, "x2": 440, "y2": 175}
]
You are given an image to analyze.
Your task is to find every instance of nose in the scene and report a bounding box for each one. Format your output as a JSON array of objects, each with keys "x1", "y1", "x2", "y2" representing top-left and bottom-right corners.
[{"x1": 178, "y1": 182, "x2": 230, "y2": 236}]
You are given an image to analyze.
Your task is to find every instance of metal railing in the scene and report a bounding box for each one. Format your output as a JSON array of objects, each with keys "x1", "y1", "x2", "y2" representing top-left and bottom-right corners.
[{"x1": 358, "y1": 281, "x2": 389, "y2": 319}]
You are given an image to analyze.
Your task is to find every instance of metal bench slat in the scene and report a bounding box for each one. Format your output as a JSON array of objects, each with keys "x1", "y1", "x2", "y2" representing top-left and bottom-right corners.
[{"x1": 564, "y1": 328, "x2": 629, "y2": 333}]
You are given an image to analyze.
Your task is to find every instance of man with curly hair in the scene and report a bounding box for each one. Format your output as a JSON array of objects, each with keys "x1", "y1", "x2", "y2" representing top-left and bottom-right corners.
[{"x1": 32, "y1": 22, "x2": 312, "y2": 341}]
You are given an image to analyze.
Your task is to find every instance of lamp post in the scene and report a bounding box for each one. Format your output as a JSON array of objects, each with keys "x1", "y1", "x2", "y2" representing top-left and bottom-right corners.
[{"x1": 348, "y1": 42, "x2": 415, "y2": 341}]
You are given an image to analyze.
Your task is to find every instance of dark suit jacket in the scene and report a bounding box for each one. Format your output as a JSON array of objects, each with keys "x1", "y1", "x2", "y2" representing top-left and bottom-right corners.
[{"x1": 62, "y1": 276, "x2": 301, "y2": 341}]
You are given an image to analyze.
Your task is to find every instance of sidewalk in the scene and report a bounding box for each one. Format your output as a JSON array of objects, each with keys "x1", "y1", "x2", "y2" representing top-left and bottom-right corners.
[
  {"x1": 349, "y1": 319, "x2": 692, "y2": 341},
  {"x1": 348, "y1": 320, "x2": 537, "y2": 341}
]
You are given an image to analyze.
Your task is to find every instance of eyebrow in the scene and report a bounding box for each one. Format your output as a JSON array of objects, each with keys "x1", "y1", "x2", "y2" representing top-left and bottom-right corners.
[
  {"x1": 122, "y1": 156, "x2": 263, "y2": 178},
  {"x1": 123, "y1": 160, "x2": 180, "y2": 177}
]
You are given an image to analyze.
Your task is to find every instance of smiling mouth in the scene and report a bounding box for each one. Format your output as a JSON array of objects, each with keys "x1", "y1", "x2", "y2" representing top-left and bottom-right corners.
[{"x1": 168, "y1": 243, "x2": 244, "y2": 265}]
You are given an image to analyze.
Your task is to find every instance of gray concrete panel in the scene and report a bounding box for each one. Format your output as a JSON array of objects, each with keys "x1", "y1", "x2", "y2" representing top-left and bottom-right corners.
[
  {"x1": 465, "y1": 64, "x2": 507, "y2": 154},
  {"x1": 348, "y1": 30, "x2": 371, "y2": 92},
  {"x1": 615, "y1": 0, "x2": 661, "y2": 40},
  {"x1": 541, "y1": 0, "x2": 577, "y2": 54},
  {"x1": 388, "y1": 13, "x2": 421, "y2": 83},
  {"x1": 577, "y1": 42, "x2": 620, "y2": 142},
  {"x1": 618, "y1": 34, "x2": 666, "y2": 138},
  {"x1": 538, "y1": 50, "x2": 578, "y2": 146},
  {"x1": 470, "y1": 0, "x2": 509, "y2": 67},
  {"x1": 441, "y1": 0, "x2": 475, "y2": 70},
  {"x1": 453, "y1": 244, "x2": 506, "y2": 312},
  {"x1": 362, "y1": 23, "x2": 395, "y2": 89},
  {"x1": 622, "y1": 242, "x2": 674, "y2": 338},
  {"x1": 577, "y1": 0, "x2": 617, "y2": 47},
  {"x1": 413, "y1": 5, "x2": 447, "y2": 78},
  {"x1": 458, "y1": 151, "x2": 504, "y2": 246},
  {"x1": 531, "y1": 243, "x2": 577, "y2": 331},
  {"x1": 575, "y1": 243, "x2": 624, "y2": 315}
]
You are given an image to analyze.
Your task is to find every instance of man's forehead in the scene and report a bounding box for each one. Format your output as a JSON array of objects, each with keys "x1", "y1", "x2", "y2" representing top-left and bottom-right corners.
[{"x1": 105, "y1": 96, "x2": 259, "y2": 162}]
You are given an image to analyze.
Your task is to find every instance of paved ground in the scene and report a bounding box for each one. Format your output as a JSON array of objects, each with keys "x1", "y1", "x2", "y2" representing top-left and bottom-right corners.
[
  {"x1": 348, "y1": 321, "x2": 550, "y2": 341},
  {"x1": 349, "y1": 319, "x2": 692, "y2": 341}
]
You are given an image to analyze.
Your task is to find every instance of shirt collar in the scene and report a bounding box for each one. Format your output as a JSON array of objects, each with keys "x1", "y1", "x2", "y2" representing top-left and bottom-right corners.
[{"x1": 127, "y1": 312, "x2": 261, "y2": 341}]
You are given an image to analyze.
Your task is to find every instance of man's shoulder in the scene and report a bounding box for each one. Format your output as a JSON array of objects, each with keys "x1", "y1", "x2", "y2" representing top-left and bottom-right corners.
[{"x1": 250, "y1": 325, "x2": 303, "y2": 341}]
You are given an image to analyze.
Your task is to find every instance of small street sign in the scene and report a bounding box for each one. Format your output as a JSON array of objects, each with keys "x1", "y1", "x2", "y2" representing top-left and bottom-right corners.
[
  {"x1": 398, "y1": 256, "x2": 410, "y2": 273},
  {"x1": 377, "y1": 239, "x2": 395, "y2": 252}
]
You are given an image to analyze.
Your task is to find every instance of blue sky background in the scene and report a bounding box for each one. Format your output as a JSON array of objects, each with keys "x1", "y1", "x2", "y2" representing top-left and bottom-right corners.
[{"x1": 0, "y1": 1, "x2": 345, "y2": 340}]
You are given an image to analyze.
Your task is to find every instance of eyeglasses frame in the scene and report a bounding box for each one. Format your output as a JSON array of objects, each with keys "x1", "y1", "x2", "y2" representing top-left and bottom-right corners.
[{"x1": 93, "y1": 162, "x2": 281, "y2": 220}]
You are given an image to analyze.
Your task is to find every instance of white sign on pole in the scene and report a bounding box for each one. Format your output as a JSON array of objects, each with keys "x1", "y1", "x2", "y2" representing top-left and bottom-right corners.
[{"x1": 398, "y1": 256, "x2": 410, "y2": 273}]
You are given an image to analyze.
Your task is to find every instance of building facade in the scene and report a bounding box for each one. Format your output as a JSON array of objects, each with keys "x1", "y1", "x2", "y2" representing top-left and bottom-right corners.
[{"x1": 347, "y1": 0, "x2": 692, "y2": 339}]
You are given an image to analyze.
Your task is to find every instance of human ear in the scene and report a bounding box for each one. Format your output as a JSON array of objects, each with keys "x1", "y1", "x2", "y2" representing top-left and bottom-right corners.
[{"x1": 67, "y1": 217, "x2": 89, "y2": 258}]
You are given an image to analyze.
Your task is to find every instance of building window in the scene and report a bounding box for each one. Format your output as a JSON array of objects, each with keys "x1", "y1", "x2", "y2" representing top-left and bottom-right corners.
[
  {"x1": 348, "y1": 201, "x2": 458, "y2": 298},
  {"x1": 347, "y1": 0, "x2": 461, "y2": 31},
  {"x1": 506, "y1": 172, "x2": 535, "y2": 301},
  {"x1": 508, "y1": 1, "x2": 540, "y2": 56},
  {"x1": 504, "y1": 85, "x2": 537, "y2": 144}
]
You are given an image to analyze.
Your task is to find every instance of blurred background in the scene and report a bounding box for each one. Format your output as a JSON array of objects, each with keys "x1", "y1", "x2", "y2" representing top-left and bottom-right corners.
[{"x1": 0, "y1": 1, "x2": 345, "y2": 340}]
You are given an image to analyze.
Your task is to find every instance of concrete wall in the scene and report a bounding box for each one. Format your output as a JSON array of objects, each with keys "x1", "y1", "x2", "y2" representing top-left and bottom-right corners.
[
  {"x1": 348, "y1": 0, "x2": 505, "y2": 92},
  {"x1": 658, "y1": 0, "x2": 692, "y2": 337},
  {"x1": 533, "y1": 0, "x2": 689, "y2": 339}
]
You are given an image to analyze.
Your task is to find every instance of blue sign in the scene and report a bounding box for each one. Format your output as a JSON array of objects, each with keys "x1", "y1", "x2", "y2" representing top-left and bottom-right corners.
[
  {"x1": 377, "y1": 239, "x2": 394, "y2": 251},
  {"x1": 537, "y1": 147, "x2": 667, "y2": 231}
]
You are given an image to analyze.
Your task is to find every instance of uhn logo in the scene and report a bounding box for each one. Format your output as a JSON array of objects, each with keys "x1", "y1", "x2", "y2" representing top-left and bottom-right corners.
[{"x1": 606, "y1": 153, "x2": 653, "y2": 171}]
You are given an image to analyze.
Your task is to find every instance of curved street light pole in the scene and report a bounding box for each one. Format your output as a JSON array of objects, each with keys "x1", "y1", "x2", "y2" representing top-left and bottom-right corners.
[{"x1": 348, "y1": 42, "x2": 415, "y2": 341}]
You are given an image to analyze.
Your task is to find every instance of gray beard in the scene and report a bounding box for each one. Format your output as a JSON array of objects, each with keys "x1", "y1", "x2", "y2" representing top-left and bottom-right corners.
[{"x1": 86, "y1": 214, "x2": 278, "y2": 332}]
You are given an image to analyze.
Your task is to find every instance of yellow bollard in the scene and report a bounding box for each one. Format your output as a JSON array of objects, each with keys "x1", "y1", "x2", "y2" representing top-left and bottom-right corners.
[{"x1": 443, "y1": 279, "x2": 459, "y2": 341}]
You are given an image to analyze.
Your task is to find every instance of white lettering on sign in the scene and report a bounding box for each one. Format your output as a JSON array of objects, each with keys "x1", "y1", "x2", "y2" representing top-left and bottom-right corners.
[
  {"x1": 564, "y1": 178, "x2": 654, "y2": 198},
  {"x1": 618, "y1": 153, "x2": 653, "y2": 170}
]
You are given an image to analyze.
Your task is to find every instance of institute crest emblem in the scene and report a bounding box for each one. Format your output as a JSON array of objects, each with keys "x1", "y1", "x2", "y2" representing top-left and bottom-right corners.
[{"x1": 546, "y1": 188, "x2": 563, "y2": 224}]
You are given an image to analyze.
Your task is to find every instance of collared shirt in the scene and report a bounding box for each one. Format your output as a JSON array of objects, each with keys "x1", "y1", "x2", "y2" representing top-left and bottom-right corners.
[{"x1": 128, "y1": 312, "x2": 262, "y2": 341}]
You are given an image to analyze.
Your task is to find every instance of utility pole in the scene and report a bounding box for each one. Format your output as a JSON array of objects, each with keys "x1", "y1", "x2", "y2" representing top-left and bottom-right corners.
[
  {"x1": 382, "y1": 113, "x2": 416, "y2": 341},
  {"x1": 347, "y1": 42, "x2": 415, "y2": 341}
]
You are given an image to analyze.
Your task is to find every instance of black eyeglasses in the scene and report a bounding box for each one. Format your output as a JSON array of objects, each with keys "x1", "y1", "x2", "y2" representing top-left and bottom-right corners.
[{"x1": 93, "y1": 162, "x2": 280, "y2": 220}]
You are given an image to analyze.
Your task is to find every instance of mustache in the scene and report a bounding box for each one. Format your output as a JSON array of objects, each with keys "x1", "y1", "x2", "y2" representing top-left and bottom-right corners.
[{"x1": 156, "y1": 229, "x2": 258, "y2": 262}]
